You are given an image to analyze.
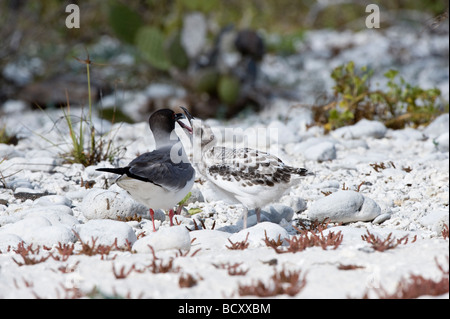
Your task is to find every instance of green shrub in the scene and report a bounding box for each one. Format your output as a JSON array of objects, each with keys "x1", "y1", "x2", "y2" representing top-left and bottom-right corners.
[{"x1": 315, "y1": 61, "x2": 447, "y2": 131}]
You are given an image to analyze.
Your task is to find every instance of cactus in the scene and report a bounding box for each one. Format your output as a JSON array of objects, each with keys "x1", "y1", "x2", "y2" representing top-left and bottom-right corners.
[
  {"x1": 179, "y1": 0, "x2": 219, "y2": 12},
  {"x1": 218, "y1": 75, "x2": 240, "y2": 105},
  {"x1": 135, "y1": 26, "x2": 171, "y2": 71},
  {"x1": 165, "y1": 33, "x2": 189, "y2": 70},
  {"x1": 193, "y1": 68, "x2": 220, "y2": 94},
  {"x1": 108, "y1": 1, "x2": 143, "y2": 44}
]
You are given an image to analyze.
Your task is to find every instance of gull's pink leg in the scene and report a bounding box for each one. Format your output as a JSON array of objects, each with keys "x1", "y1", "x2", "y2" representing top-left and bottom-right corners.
[
  {"x1": 169, "y1": 209, "x2": 174, "y2": 226},
  {"x1": 149, "y1": 209, "x2": 156, "y2": 232}
]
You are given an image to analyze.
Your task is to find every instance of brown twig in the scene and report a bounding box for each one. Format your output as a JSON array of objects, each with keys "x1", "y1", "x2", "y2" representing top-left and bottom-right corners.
[
  {"x1": 226, "y1": 233, "x2": 250, "y2": 250},
  {"x1": 213, "y1": 262, "x2": 250, "y2": 276},
  {"x1": 269, "y1": 229, "x2": 343, "y2": 254},
  {"x1": 238, "y1": 267, "x2": 307, "y2": 297},
  {"x1": 361, "y1": 230, "x2": 416, "y2": 252},
  {"x1": 178, "y1": 273, "x2": 199, "y2": 288},
  {"x1": 362, "y1": 256, "x2": 449, "y2": 299}
]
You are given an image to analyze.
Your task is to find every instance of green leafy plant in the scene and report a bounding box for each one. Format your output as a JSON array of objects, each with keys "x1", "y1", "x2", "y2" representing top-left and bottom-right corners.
[
  {"x1": 316, "y1": 61, "x2": 447, "y2": 131},
  {"x1": 188, "y1": 207, "x2": 203, "y2": 215},
  {"x1": 381, "y1": 69, "x2": 444, "y2": 128},
  {"x1": 175, "y1": 192, "x2": 203, "y2": 216}
]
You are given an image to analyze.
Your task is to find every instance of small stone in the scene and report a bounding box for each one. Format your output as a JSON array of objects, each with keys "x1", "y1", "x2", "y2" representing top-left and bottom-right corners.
[
  {"x1": 304, "y1": 141, "x2": 336, "y2": 162},
  {"x1": 27, "y1": 225, "x2": 76, "y2": 247},
  {"x1": 228, "y1": 222, "x2": 289, "y2": 248},
  {"x1": 332, "y1": 119, "x2": 387, "y2": 139},
  {"x1": 307, "y1": 190, "x2": 381, "y2": 223},
  {"x1": 372, "y1": 213, "x2": 391, "y2": 225},
  {"x1": 132, "y1": 225, "x2": 191, "y2": 252},
  {"x1": 434, "y1": 133, "x2": 449, "y2": 152},
  {"x1": 0, "y1": 233, "x2": 24, "y2": 253},
  {"x1": 75, "y1": 219, "x2": 137, "y2": 248},
  {"x1": 419, "y1": 210, "x2": 449, "y2": 235},
  {"x1": 280, "y1": 195, "x2": 307, "y2": 213},
  {"x1": 251, "y1": 204, "x2": 295, "y2": 224},
  {"x1": 33, "y1": 195, "x2": 72, "y2": 207},
  {"x1": 189, "y1": 229, "x2": 231, "y2": 250},
  {"x1": 81, "y1": 187, "x2": 148, "y2": 220},
  {"x1": 424, "y1": 113, "x2": 449, "y2": 138}
]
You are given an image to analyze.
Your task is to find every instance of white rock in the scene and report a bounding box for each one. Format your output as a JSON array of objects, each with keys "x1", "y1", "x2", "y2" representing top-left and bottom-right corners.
[
  {"x1": 304, "y1": 141, "x2": 336, "y2": 162},
  {"x1": 419, "y1": 210, "x2": 449, "y2": 235},
  {"x1": 19, "y1": 205, "x2": 78, "y2": 227},
  {"x1": 27, "y1": 157, "x2": 59, "y2": 172},
  {"x1": 0, "y1": 144, "x2": 22, "y2": 159},
  {"x1": 321, "y1": 226, "x2": 368, "y2": 248},
  {"x1": 0, "y1": 214, "x2": 74, "y2": 246},
  {"x1": 26, "y1": 204, "x2": 73, "y2": 216},
  {"x1": 2, "y1": 100, "x2": 28, "y2": 114},
  {"x1": 140, "y1": 219, "x2": 162, "y2": 234},
  {"x1": 434, "y1": 133, "x2": 449, "y2": 152},
  {"x1": 33, "y1": 195, "x2": 72, "y2": 207},
  {"x1": 185, "y1": 184, "x2": 205, "y2": 204},
  {"x1": 75, "y1": 219, "x2": 137, "y2": 248},
  {"x1": 389, "y1": 127, "x2": 426, "y2": 141},
  {"x1": 317, "y1": 180, "x2": 341, "y2": 189},
  {"x1": 236, "y1": 212, "x2": 270, "y2": 229},
  {"x1": 132, "y1": 226, "x2": 191, "y2": 252},
  {"x1": 189, "y1": 229, "x2": 231, "y2": 250},
  {"x1": 152, "y1": 209, "x2": 167, "y2": 222},
  {"x1": 14, "y1": 187, "x2": 42, "y2": 194},
  {"x1": 372, "y1": 213, "x2": 391, "y2": 225},
  {"x1": 0, "y1": 216, "x2": 52, "y2": 241},
  {"x1": 26, "y1": 225, "x2": 76, "y2": 247},
  {"x1": 268, "y1": 120, "x2": 297, "y2": 144},
  {"x1": 288, "y1": 137, "x2": 335, "y2": 154},
  {"x1": 424, "y1": 113, "x2": 449, "y2": 138},
  {"x1": 280, "y1": 195, "x2": 307, "y2": 213},
  {"x1": 338, "y1": 139, "x2": 369, "y2": 149},
  {"x1": 171, "y1": 214, "x2": 193, "y2": 226},
  {"x1": 332, "y1": 119, "x2": 387, "y2": 139},
  {"x1": 7, "y1": 178, "x2": 33, "y2": 190},
  {"x1": 228, "y1": 222, "x2": 289, "y2": 248},
  {"x1": 81, "y1": 187, "x2": 148, "y2": 220},
  {"x1": 0, "y1": 233, "x2": 24, "y2": 253},
  {"x1": 307, "y1": 190, "x2": 381, "y2": 223},
  {"x1": 252, "y1": 204, "x2": 295, "y2": 224}
]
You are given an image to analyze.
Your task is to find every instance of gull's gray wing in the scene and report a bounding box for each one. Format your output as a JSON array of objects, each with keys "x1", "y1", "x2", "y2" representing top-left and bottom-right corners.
[{"x1": 127, "y1": 147, "x2": 195, "y2": 191}]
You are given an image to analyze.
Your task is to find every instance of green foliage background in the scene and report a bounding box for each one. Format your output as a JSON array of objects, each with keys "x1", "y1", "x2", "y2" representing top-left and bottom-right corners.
[
  {"x1": 0, "y1": 0, "x2": 447, "y2": 127},
  {"x1": 1, "y1": 0, "x2": 447, "y2": 91}
]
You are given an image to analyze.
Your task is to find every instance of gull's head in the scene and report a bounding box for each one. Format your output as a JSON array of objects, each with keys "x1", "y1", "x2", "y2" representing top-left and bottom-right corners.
[{"x1": 149, "y1": 108, "x2": 189, "y2": 148}]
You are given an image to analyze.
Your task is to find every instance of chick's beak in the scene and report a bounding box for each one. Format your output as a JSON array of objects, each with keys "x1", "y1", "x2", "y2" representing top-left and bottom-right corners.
[
  {"x1": 175, "y1": 111, "x2": 193, "y2": 135},
  {"x1": 180, "y1": 106, "x2": 195, "y2": 126}
]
